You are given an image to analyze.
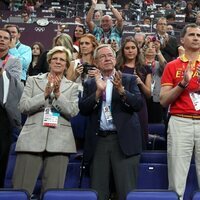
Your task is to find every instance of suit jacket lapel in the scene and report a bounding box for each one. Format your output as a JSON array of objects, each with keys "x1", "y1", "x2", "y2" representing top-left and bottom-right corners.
[{"x1": 34, "y1": 73, "x2": 47, "y2": 92}]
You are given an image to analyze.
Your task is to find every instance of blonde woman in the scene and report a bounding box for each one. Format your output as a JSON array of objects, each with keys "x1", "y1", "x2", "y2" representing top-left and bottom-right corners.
[{"x1": 12, "y1": 46, "x2": 79, "y2": 196}]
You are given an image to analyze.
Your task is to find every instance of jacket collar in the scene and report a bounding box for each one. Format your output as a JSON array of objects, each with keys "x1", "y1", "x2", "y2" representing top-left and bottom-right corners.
[{"x1": 179, "y1": 54, "x2": 200, "y2": 63}]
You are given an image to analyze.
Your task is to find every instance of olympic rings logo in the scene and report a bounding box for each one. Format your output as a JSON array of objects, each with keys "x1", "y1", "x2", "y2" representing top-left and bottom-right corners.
[{"x1": 34, "y1": 27, "x2": 45, "y2": 32}]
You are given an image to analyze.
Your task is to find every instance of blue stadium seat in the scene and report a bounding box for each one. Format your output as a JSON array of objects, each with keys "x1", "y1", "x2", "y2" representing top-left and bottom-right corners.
[
  {"x1": 137, "y1": 163, "x2": 168, "y2": 189},
  {"x1": 42, "y1": 189, "x2": 98, "y2": 200},
  {"x1": 140, "y1": 151, "x2": 195, "y2": 164},
  {"x1": 0, "y1": 189, "x2": 29, "y2": 200},
  {"x1": 126, "y1": 190, "x2": 179, "y2": 200},
  {"x1": 147, "y1": 123, "x2": 166, "y2": 150},
  {"x1": 192, "y1": 191, "x2": 200, "y2": 200},
  {"x1": 4, "y1": 143, "x2": 84, "y2": 194},
  {"x1": 184, "y1": 164, "x2": 198, "y2": 200},
  {"x1": 148, "y1": 123, "x2": 166, "y2": 138},
  {"x1": 140, "y1": 151, "x2": 167, "y2": 164}
]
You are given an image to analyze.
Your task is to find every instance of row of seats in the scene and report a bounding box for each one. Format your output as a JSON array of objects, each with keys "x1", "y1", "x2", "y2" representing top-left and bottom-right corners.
[
  {"x1": 1, "y1": 189, "x2": 200, "y2": 200},
  {"x1": 4, "y1": 142, "x2": 198, "y2": 200}
]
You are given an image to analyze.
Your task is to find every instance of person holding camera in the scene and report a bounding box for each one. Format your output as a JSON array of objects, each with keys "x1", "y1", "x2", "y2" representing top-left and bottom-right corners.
[{"x1": 67, "y1": 33, "x2": 99, "y2": 93}]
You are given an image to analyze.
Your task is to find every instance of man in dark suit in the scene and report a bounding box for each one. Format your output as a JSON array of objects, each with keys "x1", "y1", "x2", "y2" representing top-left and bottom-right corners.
[
  {"x1": 79, "y1": 44, "x2": 143, "y2": 200},
  {"x1": 156, "y1": 17, "x2": 178, "y2": 62}
]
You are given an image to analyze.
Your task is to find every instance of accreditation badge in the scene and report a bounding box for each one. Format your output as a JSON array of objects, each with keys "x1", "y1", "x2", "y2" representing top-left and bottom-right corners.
[
  {"x1": 189, "y1": 92, "x2": 200, "y2": 111},
  {"x1": 103, "y1": 105, "x2": 113, "y2": 123},
  {"x1": 43, "y1": 107, "x2": 60, "y2": 127}
]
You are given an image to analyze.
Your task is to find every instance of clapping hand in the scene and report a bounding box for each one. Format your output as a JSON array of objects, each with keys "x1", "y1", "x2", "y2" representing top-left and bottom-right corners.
[
  {"x1": 112, "y1": 71, "x2": 125, "y2": 95},
  {"x1": 53, "y1": 75, "x2": 61, "y2": 98},
  {"x1": 45, "y1": 73, "x2": 61, "y2": 99},
  {"x1": 183, "y1": 60, "x2": 194, "y2": 84},
  {"x1": 92, "y1": 0, "x2": 97, "y2": 6}
]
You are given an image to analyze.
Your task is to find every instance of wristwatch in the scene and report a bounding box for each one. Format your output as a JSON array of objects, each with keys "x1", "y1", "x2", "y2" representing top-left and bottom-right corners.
[{"x1": 178, "y1": 81, "x2": 188, "y2": 89}]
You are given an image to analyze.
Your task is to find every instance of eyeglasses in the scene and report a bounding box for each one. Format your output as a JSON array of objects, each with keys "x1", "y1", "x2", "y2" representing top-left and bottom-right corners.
[
  {"x1": 98, "y1": 53, "x2": 115, "y2": 61},
  {"x1": 51, "y1": 57, "x2": 67, "y2": 63}
]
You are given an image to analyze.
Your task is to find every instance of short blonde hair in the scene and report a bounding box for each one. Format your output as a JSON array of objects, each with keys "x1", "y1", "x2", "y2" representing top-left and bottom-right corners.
[{"x1": 47, "y1": 46, "x2": 72, "y2": 69}]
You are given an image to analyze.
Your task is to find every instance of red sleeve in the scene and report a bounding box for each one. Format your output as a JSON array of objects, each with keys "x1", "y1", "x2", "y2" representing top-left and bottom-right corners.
[{"x1": 161, "y1": 62, "x2": 175, "y2": 87}]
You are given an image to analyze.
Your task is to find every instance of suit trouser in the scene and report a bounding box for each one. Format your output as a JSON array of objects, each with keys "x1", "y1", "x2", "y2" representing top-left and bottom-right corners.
[
  {"x1": 91, "y1": 134, "x2": 140, "y2": 200},
  {"x1": 0, "y1": 106, "x2": 12, "y2": 187},
  {"x1": 12, "y1": 152, "x2": 69, "y2": 195},
  {"x1": 168, "y1": 116, "x2": 200, "y2": 200}
]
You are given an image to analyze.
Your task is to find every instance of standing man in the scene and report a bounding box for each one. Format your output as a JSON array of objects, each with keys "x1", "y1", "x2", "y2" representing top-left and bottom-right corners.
[
  {"x1": 156, "y1": 17, "x2": 178, "y2": 62},
  {"x1": 79, "y1": 44, "x2": 143, "y2": 200},
  {"x1": 0, "y1": 28, "x2": 23, "y2": 187},
  {"x1": 86, "y1": 0, "x2": 123, "y2": 48},
  {"x1": 4, "y1": 24, "x2": 32, "y2": 84},
  {"x1": 160, "y1": 23, "x2": 200, "y2": 200}
]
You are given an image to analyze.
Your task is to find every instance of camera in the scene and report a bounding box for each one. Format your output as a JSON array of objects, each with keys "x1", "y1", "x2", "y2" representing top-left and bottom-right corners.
[{"x1": 82, "y1": 63, "x2": 95, "y2": 74}]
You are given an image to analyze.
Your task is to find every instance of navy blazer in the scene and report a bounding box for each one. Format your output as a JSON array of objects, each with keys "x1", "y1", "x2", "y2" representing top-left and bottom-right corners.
[{"x1": 79, "y1": 73, "x2": 143, "y2": 163}]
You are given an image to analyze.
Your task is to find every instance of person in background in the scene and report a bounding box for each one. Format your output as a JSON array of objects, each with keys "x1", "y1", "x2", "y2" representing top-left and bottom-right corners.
[
  {"x1": 134, "y1": 32, "x2": 146, "y2": 48},
  {"x1": 67, "y1": 33, "x2": 99, "y2": 93},
  {"x1": 75, "y1": 16, "x2": 83, "y2": 24},
  {"x1": 79, "y1": 44, "x2": 143, "y2": 200},
  {"x1": 0, "y1": 28, "x2": 23, "y2": 188},
  {"x1": 12, "y1": 46, "x2": 79, "y2": 197},
  {"x1": 94, "y1": 10, "x2": 103, "y2": 26},
  {"x1": 160, "y1": 23, "x2": 200, "y2": 200},
  {"x1": 73, "y1": 25, "x2": 86, "y2": 46},
  {"x1": 142, "y1": 35, "x2": 167, "y2": 123},
  {"x1": 143, "y1": 16, "x2": 151, "y2": 26},
  {"x1": 155, "y1": 17, "x2": 178, "y2": 62},
  {"x1": 184, "y1": 1, "x2": 196, "y2": 22},
  {"x1": 36, "y1": 33, "x2": 74, "y2": 74},
  {"x1": 86, "y1": 0, "x2": 123, "y2": 47},
  {"x1": 167, "y1": 24, "x2": 175, "y2": 36},
  {"x1": 116, "y1": 36, "x2": 151, "y2": 149},
  {"x1": 28, "y1": 41, "x2": 45, "y2": 76},
  {"x1": 21, "y1": 10, "x2": 32, "y2": 23},
  {"x1": 4, "y1": 24, "x2": 32, "y2": 84},
  {"x1": 195, "y1": 11, "x2": 200, "y2": 25}
]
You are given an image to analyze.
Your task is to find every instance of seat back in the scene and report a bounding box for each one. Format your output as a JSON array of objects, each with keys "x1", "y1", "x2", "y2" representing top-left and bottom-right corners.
[
  {"x1": 126, "y1": 190, "x2": 178, "y2": 200},
  {"x1": 42, "y1": 189, "x2": 98, "y2": 200},
  {"x1": 0, "y1": 189, "x2": 29, "y2": 200},
  {"x1": 147, "y1": 123, "x2": 166, "y2": 150},
  {"x1": 137, "y1": 163, "x2": 168, "y2": 189},
  {"x1": 140, "y1": 151, "x2": 167, "y2": 164},
  {"x1": 192, "y1": 191, "x2": 200, "y2": 200}
]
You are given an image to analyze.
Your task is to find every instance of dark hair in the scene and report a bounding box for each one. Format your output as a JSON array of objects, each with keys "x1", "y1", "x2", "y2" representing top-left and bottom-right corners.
[
  {"x1": 116, "y1": 36, "x2": 142, "y2": 73},
  {"x1": 180, "y1": 23, "x2": 199, "y2": 38},
  {"x1": 4, "y1": 24, "x2": 20, "y2": 33},
  {"x1": 0, "y1": 28, "x2": 12, "y2": 41},
  {"x1": 31, "y1": 42, "x2": 45, "y2": 55},
  {"x1": 72, "y1": 25, "x2": 86, "y2": 43}
]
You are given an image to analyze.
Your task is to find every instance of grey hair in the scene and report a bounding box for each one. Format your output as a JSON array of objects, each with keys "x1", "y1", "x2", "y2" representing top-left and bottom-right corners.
[{"x1": 93, "y1": 44, "x2": 116, "y2": 59}]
